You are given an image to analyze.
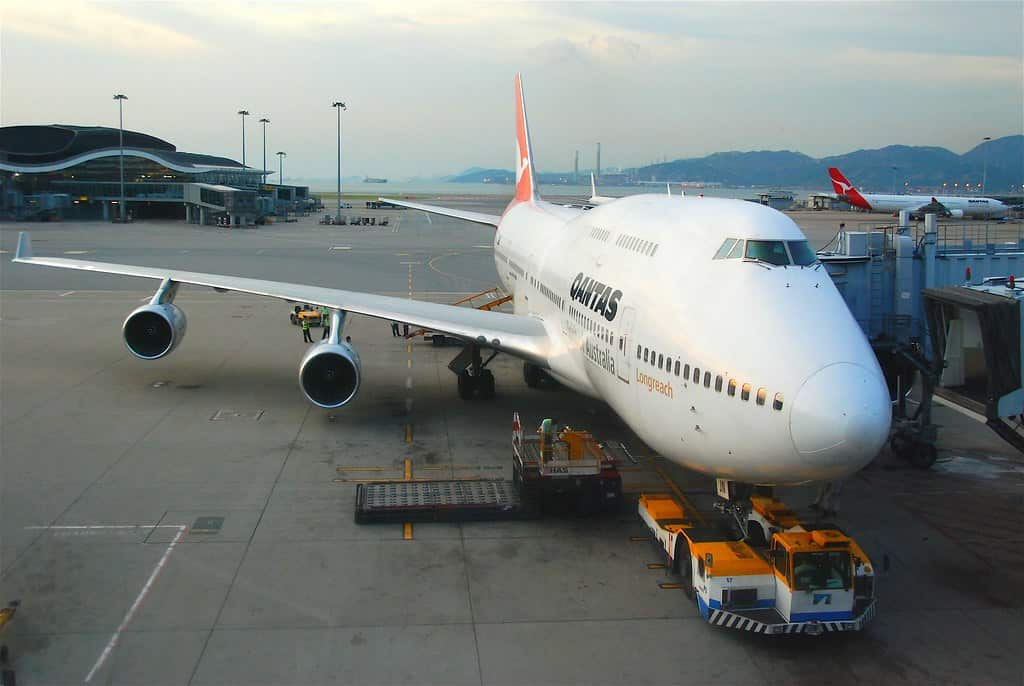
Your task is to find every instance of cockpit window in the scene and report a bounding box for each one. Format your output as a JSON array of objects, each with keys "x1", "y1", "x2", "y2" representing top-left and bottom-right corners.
[
  {"x1": 787, "y1": 241, "x2": 818, "y2": 266},
  {"x1": 745, "y1": 240, "x2": 790, "y2": 266},
  {"x1": 714, "y1": 238, "x2": 737, "y2": 260},
  {"x1": 726, "y1": 240, "x2": 745, "y2": 259}
]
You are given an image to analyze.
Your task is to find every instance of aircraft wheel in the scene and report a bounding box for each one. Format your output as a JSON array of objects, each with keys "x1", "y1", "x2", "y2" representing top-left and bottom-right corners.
[
  {"x1": 457, "y1": 370, "x2": 476, "y2": 400},
  {"x1": 908, "y1": 442, "x2": 938, "y2": 469},
  {"x1": 523, "y1": 362, "x2": 542, "y2": 388},
  {"x1": 745, "y1": 522, "x2": 767, "y2": 547},
  {"x1": 478, "y1": 370, "x2": 496, "y2": 400},
  {"x1": 675, "y1": 538, "x2": 694, "y2": 598}
]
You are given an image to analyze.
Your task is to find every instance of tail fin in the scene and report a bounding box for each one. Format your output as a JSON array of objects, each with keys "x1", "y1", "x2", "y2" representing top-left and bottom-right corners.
[
  {"x1": 514, "y1": 73, "x2": 539, "y2": 203},
  {"x1": 828, "y1": 167, "x2": 871, "y2": 210}
]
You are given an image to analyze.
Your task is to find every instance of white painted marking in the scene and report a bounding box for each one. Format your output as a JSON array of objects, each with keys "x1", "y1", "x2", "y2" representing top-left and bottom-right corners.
[
  {"x1": 63, "y1": 250, "x2": 91, "y2": 255},
  {"x1": 85, "y1": 524, "x2": 187, "y2": 682},
  {"x1": 399, "y1": 261, "x2": 421, "y2": 265},
  {"x1": 180, "y1": 250, "x2": 190, "y2": 254},
  {"x1": 0, "y1": 249, "x2": 9, "y2": 254},
  {"x1": 59, "y1": 290, "x2": 76, "y2": 297},
  {"x1": 25, "y1": 524, "x2": 176, "y2": 530},
  {"x1": 407, "y1": 359, "x2": 412, "y2": 369},
  {"x1": 331, "y1": 246, "x2": 352, "y2": 251},
  {"x1": 472, "y1": 245, "x2": 493, "y2": 249}
]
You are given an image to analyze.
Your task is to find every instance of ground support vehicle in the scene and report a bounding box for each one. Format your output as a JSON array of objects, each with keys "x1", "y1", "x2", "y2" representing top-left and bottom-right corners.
[
  {"x1": 0, "y1": 600, "x2": 18, "y2": 683},
  {"x1": 639, "y1": 492, "x2": 876, "y2": 635},
  {"x1": 354, "y1": 414, "x2": 621, "y2": 523},
  {"x1": 406, "y1": 288, "x2": 512, "y2": 347},
  {"x1": 512, "y1": 416, "x2": 622, "y2": 514},
  {"x1": 289, "y1": 304, "x2": 323, "y2": 326}
]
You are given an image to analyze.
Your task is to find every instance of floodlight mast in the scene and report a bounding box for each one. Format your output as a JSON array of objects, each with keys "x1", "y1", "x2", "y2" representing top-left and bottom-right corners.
[{"x1": 332, "y1": 101, "x2": 346, "y2": 219}]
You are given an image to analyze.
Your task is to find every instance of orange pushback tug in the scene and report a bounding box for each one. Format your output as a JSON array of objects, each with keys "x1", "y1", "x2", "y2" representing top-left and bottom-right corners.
[{"x1": 639, "y1": 492, "x2": 876, "y2": 635}]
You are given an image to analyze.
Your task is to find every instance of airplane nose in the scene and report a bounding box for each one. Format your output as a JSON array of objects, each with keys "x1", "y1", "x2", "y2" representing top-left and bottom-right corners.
[{"x1": 790, "y1": 363, "x2": 891, "y2": 477}]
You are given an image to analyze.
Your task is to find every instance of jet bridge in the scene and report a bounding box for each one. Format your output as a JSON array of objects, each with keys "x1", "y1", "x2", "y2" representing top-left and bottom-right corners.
[
  {"x1": 819, "y1": 212, "x2": 1024, "y2": 458},
  {"x1": 923, "y1": 280, "x2": 1023, "y2": 452}
]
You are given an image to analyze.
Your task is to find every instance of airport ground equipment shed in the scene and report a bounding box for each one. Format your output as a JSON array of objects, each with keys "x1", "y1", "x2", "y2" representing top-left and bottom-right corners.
[{"x1": 640, "y1": 493, "x2": 876, "y2": 635}]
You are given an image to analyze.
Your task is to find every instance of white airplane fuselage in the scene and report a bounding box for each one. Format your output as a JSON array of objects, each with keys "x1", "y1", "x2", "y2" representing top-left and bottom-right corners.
[
  {"x1": 853, "y1": 193, "x2": 1008, "y2": 218},
  {"x1": 493, "y1": 194, "x2": 891, "y2": 484}
]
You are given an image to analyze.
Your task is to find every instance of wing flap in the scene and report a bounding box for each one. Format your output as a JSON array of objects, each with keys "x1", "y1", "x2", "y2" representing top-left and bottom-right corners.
[
  {"x1": 378, "y1": 197, "x2": 501, "y2": 227},
  {"x1": 13, "y1": 233, "x2": 551, "y2": 365}
]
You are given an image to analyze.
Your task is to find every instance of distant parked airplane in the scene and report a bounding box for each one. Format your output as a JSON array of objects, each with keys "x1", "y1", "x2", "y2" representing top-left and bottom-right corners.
[{"x1": 828, "y1": 167, "x2": 1008, "y2": 219}]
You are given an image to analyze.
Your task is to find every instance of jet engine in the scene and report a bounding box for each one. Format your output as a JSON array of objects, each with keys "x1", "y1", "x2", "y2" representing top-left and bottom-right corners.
[
  {"x1": 122, "y1": 303, "x2": 187, "y2": 360},
  {"x1": 299, "y1": 341, "x2": 361, "y2": 408},
  {"x1": 948, "y1": 209, "x2": 964, "y2": 219}
]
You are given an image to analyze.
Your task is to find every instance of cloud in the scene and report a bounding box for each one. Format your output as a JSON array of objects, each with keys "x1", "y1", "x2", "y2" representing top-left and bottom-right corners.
[
  {"x1": 832, "y1": 47, "x2": 1023, "y2": 84},
  {"x1": 3, "y1": 2, "x2": 206, "y2": 53}
]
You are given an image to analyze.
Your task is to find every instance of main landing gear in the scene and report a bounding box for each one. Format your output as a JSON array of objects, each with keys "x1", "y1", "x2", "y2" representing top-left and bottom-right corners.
[{"x1": 452, "y1": 344, "x2": 497, "y2": 400}]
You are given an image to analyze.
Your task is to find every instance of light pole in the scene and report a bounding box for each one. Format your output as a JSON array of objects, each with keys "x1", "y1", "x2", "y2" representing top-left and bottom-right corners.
[
  {"x1": 259, "y1": 118, "x2": 270, "y2": 187},
  {"x1": 981, "y1": 136, "x2": 991, "y2": 193},
  {"x1": 113, "y1": 94, "x2": 127, "y2": 222},
  {"x1": 332, "y1": 101, "x2": 346, "y2": 220},
  {"x1": 276, "y1": 151, "x2": 286, "y2": 186},
  {"x1": 238, "y1": 110, "x2": 249, "y2": 185}
]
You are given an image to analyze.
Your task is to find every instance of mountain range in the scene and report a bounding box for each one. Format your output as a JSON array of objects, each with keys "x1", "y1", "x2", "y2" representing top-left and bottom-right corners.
[{"x1": 449, "y1": 135, "x2": 1023, "y2": 193}]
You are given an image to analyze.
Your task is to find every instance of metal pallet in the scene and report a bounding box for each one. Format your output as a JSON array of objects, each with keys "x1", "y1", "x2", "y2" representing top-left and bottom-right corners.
[{"x1": 355, "y1": 479, "x2": 536, "y2": 524}]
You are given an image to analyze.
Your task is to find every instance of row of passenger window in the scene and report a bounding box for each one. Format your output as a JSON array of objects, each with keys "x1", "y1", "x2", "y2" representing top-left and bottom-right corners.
[
  {"x1": 635, "y1": 344, "x2": 784, "y2": 411},
  {"x1": 589, "y1": 227, "x2": 612, "y2": 242},
  {"x1": 571, "y1": 306, "x2": 613, "y2": 345},
  {"x1": 530, "y1": 275, "x2": 564, "y2": 309},
  {"x1": 615, "y1": 233, "x2": 659, "y2": 257},
  {"x1": 713, "y1": 238, "x2": 818, "y2": 267}
]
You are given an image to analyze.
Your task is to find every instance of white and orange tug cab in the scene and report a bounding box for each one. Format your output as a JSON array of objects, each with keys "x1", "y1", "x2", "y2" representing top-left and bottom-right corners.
[{"x1": 639, "y1": 493, "x2": 876, "y2": 635}]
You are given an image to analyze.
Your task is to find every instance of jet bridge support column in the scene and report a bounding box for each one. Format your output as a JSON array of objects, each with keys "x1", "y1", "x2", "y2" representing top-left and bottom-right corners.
[{"x1": 923, "y1": 213, "x2": 938, "y2": 291}]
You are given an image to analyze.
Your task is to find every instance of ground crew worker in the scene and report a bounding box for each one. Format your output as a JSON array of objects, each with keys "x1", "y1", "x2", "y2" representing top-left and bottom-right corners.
[
  {"x1": 391, "y1": 321, "x2": 400, "y2": 337},
  {"x1": 321, "y1": 311, "x2": 330, "y2": 340},
  {"x1": 402, "y1": 322, "x2": 410, "y2": 337},
  {"x1": 539, "y1": 417, "x2": 556, "y2": 461},
  {"x1": 811, "y1": 479, "x2": 843, "y2": 519},
  {"x1": 302, "y1": 317, "x2": 313, "y2": 343}
]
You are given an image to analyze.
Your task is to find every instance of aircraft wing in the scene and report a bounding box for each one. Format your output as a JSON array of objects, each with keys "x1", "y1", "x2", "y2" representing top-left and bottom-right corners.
[
  {"x1": 12, "y1": 232, "x2": 551, "y2": 365},
  {"x1": 378, "y1": 197, "x2": 501, "y2": 227}
]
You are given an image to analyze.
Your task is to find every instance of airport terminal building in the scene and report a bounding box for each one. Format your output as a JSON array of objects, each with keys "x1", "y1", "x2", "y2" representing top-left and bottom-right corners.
[{"x1": 0, "y1": 124, "x2": 315, "y2": 225}]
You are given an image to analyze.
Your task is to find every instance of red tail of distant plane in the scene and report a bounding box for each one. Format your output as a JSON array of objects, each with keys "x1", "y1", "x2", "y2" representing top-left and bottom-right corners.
[
  {"x1": 514, "y1": 74, "x2": 539, "y2": 204},
  {"x1": 828, "y1": 167, "x2": 872, "y2": 210}
]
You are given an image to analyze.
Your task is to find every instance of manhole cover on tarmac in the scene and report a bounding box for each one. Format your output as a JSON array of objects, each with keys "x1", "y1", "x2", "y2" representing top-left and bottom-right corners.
[
  {"x1": 191, "y1": 517, "x2": 224, "y2": 534},
  {"x1": 210, "y1": 409, "x2": 264, "y2": 421}
]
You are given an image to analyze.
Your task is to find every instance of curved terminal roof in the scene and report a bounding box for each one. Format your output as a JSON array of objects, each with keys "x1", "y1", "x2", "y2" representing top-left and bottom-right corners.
[{"x1": 0, "y1": 124, "x2": 254, "y2": 174}]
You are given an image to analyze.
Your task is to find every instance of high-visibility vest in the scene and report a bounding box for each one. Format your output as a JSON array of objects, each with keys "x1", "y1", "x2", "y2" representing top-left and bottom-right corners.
[
  {"x1": 323, "y1": 314, "x2": 330, "y2": 327},
  {"x1": 302, "y1": 319, "x2": 310, "y2": 331}
]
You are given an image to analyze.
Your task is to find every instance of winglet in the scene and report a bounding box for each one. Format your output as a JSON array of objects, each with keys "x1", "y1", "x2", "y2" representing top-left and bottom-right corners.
[
  {"x1": 514, "y1": 73, "x2": 539, "y2": 204},
  {"x1": 14, "y1": 232, "x2": 33, "y2": 261}
]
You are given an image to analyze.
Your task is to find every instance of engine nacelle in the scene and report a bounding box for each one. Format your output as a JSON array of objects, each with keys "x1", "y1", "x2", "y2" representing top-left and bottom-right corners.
[
  {"x1": 299, "y1": 341, "x2": 361, "y2": 408},
  {"x1": 948, "y1": 209, "x2": 964, "y2": 219},
  {"x1": 122, "y1": 303, "x2": 187, "y2": 360}
]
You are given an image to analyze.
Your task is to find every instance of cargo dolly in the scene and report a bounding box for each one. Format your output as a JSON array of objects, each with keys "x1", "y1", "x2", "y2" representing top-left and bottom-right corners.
[{"x1": 355, "y1": 413, "x2": 622, "y2": 524}]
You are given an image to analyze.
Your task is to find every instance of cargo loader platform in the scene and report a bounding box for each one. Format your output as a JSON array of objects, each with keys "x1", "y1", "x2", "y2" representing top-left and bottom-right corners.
[{"x1": 354, "y1": 479, "x2": 538, "y2": 524}]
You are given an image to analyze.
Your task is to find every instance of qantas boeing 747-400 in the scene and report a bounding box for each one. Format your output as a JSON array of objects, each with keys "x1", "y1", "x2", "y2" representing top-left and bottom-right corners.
[{"x1": 13, "y1": 75, "x2": 891, "y2": 487}]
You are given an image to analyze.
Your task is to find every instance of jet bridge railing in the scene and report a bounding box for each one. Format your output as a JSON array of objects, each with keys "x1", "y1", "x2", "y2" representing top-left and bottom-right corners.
[{"x1": 913, "y1": 222, "x2": 1024, "y2": 255}]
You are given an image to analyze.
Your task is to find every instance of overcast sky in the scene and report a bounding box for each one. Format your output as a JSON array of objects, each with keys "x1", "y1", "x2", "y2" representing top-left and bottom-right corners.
[{"x1": 2, "y1": 1, "x2": 1022, "y2": 179}]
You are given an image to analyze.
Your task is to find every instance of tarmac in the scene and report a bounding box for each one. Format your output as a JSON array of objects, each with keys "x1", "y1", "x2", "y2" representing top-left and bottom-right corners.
[{"x1": 0, "y1": 201, "x2": 1022, "y2": 685}]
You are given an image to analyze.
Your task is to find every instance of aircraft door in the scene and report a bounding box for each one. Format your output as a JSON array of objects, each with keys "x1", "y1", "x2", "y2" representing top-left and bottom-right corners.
[{"x1": 615, "y1": 306, "x2": 636, "y2": 383}]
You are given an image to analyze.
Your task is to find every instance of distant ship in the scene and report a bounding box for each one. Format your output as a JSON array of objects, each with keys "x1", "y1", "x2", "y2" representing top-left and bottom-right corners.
[{"x1": 363, "y1": 177, "x2": 387, "y2": 184}]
